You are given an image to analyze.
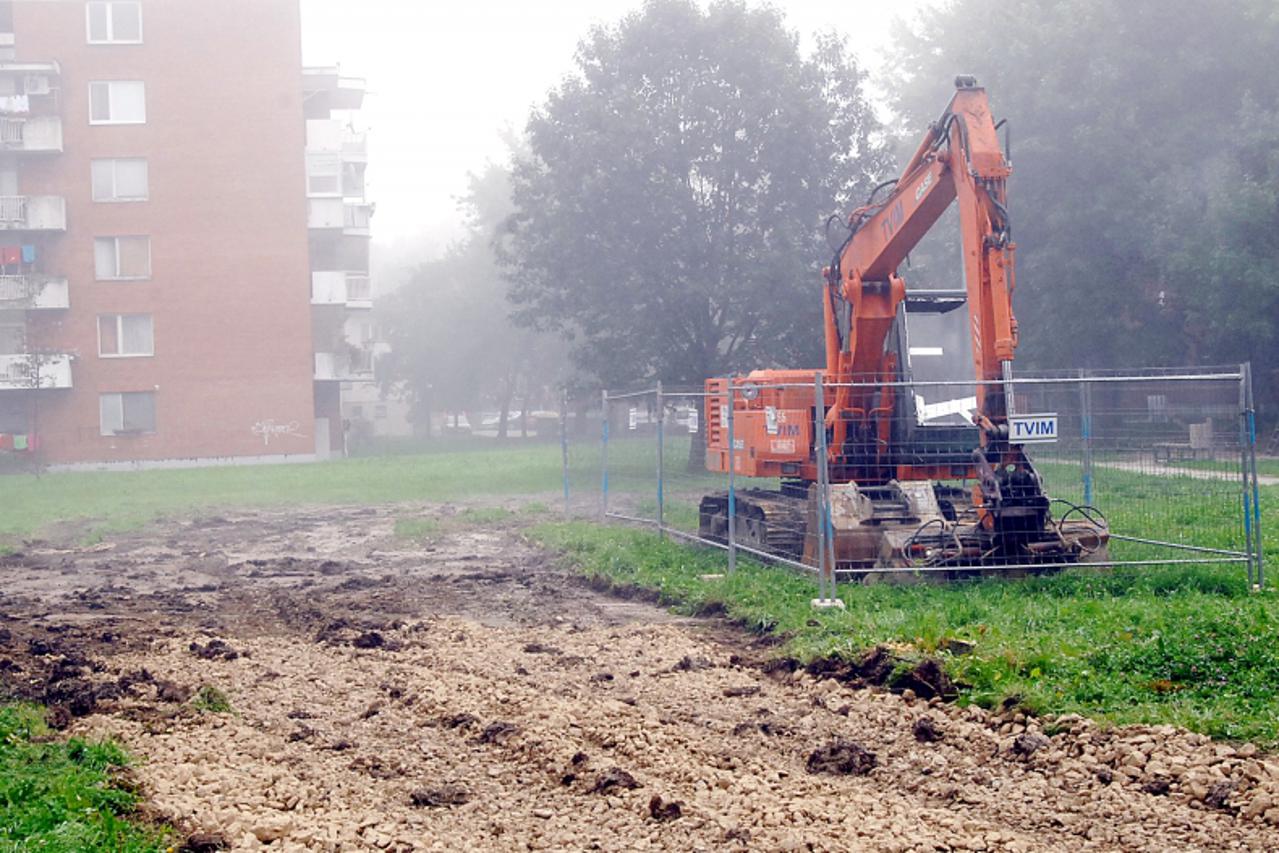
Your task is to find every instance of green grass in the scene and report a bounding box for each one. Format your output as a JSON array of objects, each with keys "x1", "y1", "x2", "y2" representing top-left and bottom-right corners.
[
  {"x1": 191, "y1": 686, "x2": 232, "y2": 714},
  {"x1": 459, "y1": 507, "x2": 516, "y2": 524},
  {"x1": 0, "y1": 704, "x2": 169, "y2": 850},
  {"x1": 532, "y1": 473, "x2": 1279, "y2": 744},
  {"x1": 393, "y1": 503, "x2": 552, "y2": 542},
  {"x1": 0, "y1": 438, "x2": 619, "y2": 546},
  {"x1": 394, "y1": 517, "x2": 445, "y2": 539}
]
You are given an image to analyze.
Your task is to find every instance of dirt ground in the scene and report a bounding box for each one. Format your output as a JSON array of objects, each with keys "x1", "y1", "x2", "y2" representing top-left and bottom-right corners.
[{"x1": 2, "y1": 503, "x2": 1279, "y2": 852}]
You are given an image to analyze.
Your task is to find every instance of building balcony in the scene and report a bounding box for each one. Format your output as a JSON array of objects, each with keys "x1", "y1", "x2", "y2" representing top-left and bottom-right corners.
[
  {"x1": 343, "y1": 202, "x2": 373, "y2": 236},
  {"x1": 0, "y1": 62, "x2": 61, "y2": 117},
  {"x1": 341, "y1": 130, "x2": 368, "y2": 163},
  {"x1": 306, "y1": 156, "x2": 366, "y2": 201},
  {"x1": 0, "y1": 352, "x2": 72, "y2": 390},
  {"x1": 0, "y1": 275, "x2": 69, "y2": 309},
  {"x1": 0, "y1": 196, "x2": 66, "y2": 231},
  {"x1": 302, "y1": 67, "x2": 366, "y2": 113},
  {"x1": 0, "y1": 116, "x2": 62, "y2": 153},
  {"x1": 306, "y1": 119, "x2": 367, "y2": 163},
  {"x1": 314, "y1": 349, "x2": 374, "y2": 382},
  {"x1": 311, "y1": 271, "x2": 372, "y2": 309},
  {"x1": 307, "y1": 199, "x2": 373, "y2": 237}
]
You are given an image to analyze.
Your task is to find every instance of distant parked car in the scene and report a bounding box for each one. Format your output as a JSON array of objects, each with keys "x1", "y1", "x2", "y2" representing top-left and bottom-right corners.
[
  {"x1": 441, "y1": 413, "x2": 472, "y2": 435},
  {"x1": 480, "y1": 411, "x2": 522, "y2": 429}
]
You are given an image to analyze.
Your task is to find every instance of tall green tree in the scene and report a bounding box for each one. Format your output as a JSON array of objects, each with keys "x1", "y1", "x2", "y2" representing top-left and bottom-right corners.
[
  {"x1": 890, "y1": 0, "x2": 1279, "y2": 404},
  {"x1": 502, "y1": 0, "x2": 890, "y2": 396}
]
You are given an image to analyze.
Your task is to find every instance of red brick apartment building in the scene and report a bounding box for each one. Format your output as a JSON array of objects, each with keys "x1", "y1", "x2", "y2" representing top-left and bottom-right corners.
[{"x1": 0, "y1": 0, "x2": 374, "y2": 467}]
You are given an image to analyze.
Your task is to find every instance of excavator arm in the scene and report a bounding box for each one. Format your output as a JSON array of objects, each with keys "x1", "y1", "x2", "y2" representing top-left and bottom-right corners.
[{"x1": 823, "y1": 77, "x2": 1018, "y2": 447}]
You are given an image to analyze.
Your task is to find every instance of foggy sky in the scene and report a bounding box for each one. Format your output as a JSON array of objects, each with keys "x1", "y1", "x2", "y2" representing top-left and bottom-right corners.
[{"x1": 299, "y1": 0, "x2": 934, "y2": 253}]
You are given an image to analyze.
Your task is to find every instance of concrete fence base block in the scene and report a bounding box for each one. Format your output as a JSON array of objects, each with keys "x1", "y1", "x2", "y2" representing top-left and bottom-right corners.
[{"x1": 811, "y1": 598, "x2": 846, "y2": 610}]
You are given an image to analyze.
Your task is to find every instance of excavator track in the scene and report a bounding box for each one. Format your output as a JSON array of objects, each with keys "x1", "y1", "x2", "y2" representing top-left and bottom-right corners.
[
  {"x1": 698, "y1": 489, "x2": 808, "y2": 560},
  {"x1": 698, "y1": 482, "x2": 1109, "y2": 576}
]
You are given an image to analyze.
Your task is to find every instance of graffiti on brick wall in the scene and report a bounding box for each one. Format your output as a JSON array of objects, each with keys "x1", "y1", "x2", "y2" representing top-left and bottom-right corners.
[{"x1": 251, "y1": 419, "x2": 306, "y2": 446}]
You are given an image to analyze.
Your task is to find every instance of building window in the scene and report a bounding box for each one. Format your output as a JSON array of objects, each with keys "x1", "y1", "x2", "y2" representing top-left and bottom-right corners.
[
  {"x1": 88, "y1": 81, "x2": 145, "y2": 124},
  {"x1": 86, "y1": 1, "x2": 142, "y2": 44},
  {"x1": 99, "y1": 391, "x2": 155, "y2": 436},
  {"x1": 375, "y1": 404, "x2": 388, "y2": 420},
  {"x1": 91, "y1": 158, "x2": 148, "y2": 202},
  {"x1": 97, "y1": 313, "x2": 153, "y2": 357},
  {"x1": 94, "y1": 236, "x2": 151, "y2": 279}
]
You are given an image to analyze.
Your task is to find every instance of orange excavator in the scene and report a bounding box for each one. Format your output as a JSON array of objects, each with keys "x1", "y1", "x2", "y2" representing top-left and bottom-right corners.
[{"x1": 699, "y1": 77, "x2": 1107, "y2": 574}]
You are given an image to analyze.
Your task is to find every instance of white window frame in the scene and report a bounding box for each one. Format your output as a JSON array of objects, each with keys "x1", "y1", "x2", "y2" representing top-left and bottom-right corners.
[
  {"x1": 99, "y1": 391, "x2": 156, "y2": 436},
  {"x1": 94, "y1": 235, "x2": 151, "y2": 280},
  {"x1": 86, "y1": 1, "x2": 143, "y2": 45},
  {"x1": 88, "y1": 81, "x2": 146, "y2": 125},
  {"x1": 97, "y1": 313, "x2": 154, "y2": 358},
  {"x1": 91, "y1": 158, "x2": 148, "y2": 202}
]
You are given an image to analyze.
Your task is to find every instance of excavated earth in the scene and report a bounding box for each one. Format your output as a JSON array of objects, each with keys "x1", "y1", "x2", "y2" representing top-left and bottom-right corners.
[{"x1": 2, "y1": 503, "x2": 1279, "y2": 852}]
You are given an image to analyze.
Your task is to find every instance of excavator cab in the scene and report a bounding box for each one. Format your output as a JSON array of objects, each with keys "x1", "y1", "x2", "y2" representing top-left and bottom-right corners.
[{"x1": 886, "y1": 292, "x2": 981, "y2": 472}]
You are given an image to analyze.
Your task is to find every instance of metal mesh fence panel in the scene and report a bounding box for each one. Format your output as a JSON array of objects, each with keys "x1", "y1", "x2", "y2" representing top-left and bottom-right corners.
[{"x1": 587, "y1": 366, "x2": 1264, "y2": 590}]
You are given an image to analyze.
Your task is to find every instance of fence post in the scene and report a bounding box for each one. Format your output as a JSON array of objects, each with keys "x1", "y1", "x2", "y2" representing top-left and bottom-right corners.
[
  {"x1": 560, "y1": 390, "x2": 570, "y2": 517},
  {"x1": 1239, "y1": 365, "x2": 1257, "y2": 589},
  {"x1": 1244, "y1": 363, "x2": 1264, "y2": 588},
  {"x1": 601, "y1": 390, "x2": 609, "y2": 521},
  {"x1": 656, "y1": 381, "x2": 665, "y2": 539},
  {"x1": 811, "y1": 373, "x2": 845, "y2": 608},
  {"x1": 727, "y1": 381, "x2": 737, "y2": 574},
  {"x1": 1080, "y1": 369, "x2": 1094, "y2": 506},
  {"x1": 814, "y1": 373, "x2": 827, "y2": 602}
]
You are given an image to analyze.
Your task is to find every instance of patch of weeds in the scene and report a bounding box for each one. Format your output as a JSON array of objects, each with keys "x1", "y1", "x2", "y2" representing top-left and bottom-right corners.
[
  {"x1": 0, "y1": 703, "x2": 170, "y2": 850},
  {"x1": 522, "y1": 501, "x2": 551, "y2": 515},
  {"x1": 459, "y1": 507, "x2": 515, "y2": 525},
  {"x1": 191, "y1": 686, "x2": 232, "y2": 714},
  {"x1": 393, "y1": 517, "x2": 444, "y2": 539}
]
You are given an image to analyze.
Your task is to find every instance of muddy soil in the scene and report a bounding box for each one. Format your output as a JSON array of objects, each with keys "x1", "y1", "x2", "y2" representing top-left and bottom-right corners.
[{"x1": 3, "y1": 503, "x2": 1279, "y2": 852}]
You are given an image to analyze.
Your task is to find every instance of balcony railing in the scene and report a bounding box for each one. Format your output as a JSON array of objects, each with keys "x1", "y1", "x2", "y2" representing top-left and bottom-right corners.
[
  {"x1": 0, "y1": 352, "x2": 73, "y2": 390},
  {"x1": 341, "y1": 130, "x2": 367, "y2": 162},
  {"x1": 314, "y1": 349, "x2": 374, "y2": 382},
  {"x1": 343, "y1": 202, "x2": 373, "y2": 236},
  {"x1": 306, "y1": 119, "x2": 367, "y2": 161},
  {"x1": 345, "y1": 274, "x2": 372, "y2": 304},
  {"x1": 0, "y1": 116, "x2": 62, "y2": 152},
  {"x1": 308, "y1": 199, "x2": 373, "y2": 236},
  {"x1": 311, "y1": 271, "x2": 372, "y2": 308},
  {"x1": 0, "y1": 275, "x2": 69, "y2": 309},
  {"x1": 0, "y1": 196, "x2": 66, "y2": 231}
]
